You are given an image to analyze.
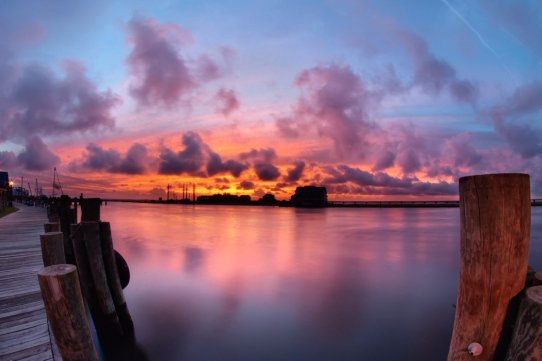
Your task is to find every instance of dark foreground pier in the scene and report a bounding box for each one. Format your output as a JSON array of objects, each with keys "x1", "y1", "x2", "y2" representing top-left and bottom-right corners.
[{"x1": 0, "y1": 205, "x2": 60, "y2": 360}]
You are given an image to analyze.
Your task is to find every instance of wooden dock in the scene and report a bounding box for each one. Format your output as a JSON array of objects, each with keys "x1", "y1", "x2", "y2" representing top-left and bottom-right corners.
[{"x1": 0, "y1": 205, "x2": 59, "y2": 361}]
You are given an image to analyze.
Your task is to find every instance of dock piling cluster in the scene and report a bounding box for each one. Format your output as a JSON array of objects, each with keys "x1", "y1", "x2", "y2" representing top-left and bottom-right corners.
[{"x1": 38, "y1": 197, "x2": 143, "y2": 361}]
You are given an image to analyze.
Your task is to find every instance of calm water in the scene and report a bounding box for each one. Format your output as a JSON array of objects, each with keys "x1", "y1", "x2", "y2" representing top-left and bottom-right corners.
[{"x1": 101, "y1": 203, "x2": 542, "y2": 361}]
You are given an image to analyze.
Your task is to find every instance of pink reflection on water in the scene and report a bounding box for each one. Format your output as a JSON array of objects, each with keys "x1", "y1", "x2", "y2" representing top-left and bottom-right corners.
[{"x1": 102, "y1": 203, "x2": 462, "y2": 360}]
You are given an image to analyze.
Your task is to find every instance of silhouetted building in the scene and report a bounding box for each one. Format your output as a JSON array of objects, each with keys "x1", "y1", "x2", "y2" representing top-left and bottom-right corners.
[
  {"x1": 259, "y1": 193, "x2": 277, "y2": 205},
  {"x1": 0, "y1": 171, "x2": 11, "y2": 211},
  {"x1": 197, "y1": 193, "x2": 252, "y2": 205},
  {"x1": 291, "y1": 186, "x2": 327, "y2": 207}
]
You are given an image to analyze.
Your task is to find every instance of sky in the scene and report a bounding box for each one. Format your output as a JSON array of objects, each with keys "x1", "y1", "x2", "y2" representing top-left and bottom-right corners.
[{"x1": 0, "y1": 0, "x2": 541, "y2": 200}]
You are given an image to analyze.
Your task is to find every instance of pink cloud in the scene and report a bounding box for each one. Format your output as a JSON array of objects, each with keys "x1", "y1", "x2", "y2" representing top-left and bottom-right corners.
[
  {"x1": 491, "y1": 81, "x2": 542, "y2": 159},
  {"x1": 285, "y1": 161, "x2": 305, "y2": 182},
  {"x1": 159, "y1": 132, "x2": 248, "y2": 177},
  {"x1": 196, "y1": 55, "x2": 221, "y2": 82},
  {"x1": 72, "y1": 142, "x2": 150, "y2": 174},
  {"x1": 1, "y1": 61, "x2": 118, "y2": 143},
  {"x1": 395, "y1": 27, "x2": 478, "y2": 105},
  {"x1": 126, "y1": 15, "x2": 196, "y2": 107},
  {"x1": 215, "y1": 88, "x2": 240, "y2": 116},
  {"x1": 17, "y1": 136, "x2": 60, "y2": 171},
  {"x1": 293, "y1": 64, "x2": 379, "y2": 159}
]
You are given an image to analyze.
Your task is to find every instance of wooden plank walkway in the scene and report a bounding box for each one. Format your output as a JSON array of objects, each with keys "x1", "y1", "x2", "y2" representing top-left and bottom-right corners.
[{"x1": 0, "y1": 205, "x2": 58, "y2": 361}]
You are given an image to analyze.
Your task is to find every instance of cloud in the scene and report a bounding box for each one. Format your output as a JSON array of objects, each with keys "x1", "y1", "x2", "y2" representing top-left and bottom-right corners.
[
  {"x1": 293, "y1": 64, "x2": 379, "y2": 159},
  {"x1": 239, "y1": 148, "x2": 277, "y2": 162},
  {"x1": 491, "y1": 81, "x2": 542, "y2": 159},
  {"x1": 497, "y1": 81, "x2": 542, "y2": 116},
  {"x1": 0, "y1": 61, "x2": 118, "y2": 143},
  {"x1": 238, "y1": 180, "x2": 254, "y2": 190},
  {"x1": 480, "y1": 0, "x2": 542, "y2": 56},
  {"x1": 158, "y1": 132, "x2": 208, "y2": 175},
  {"x1": 126, "y1": 15, "x2": 196, "y2": 107},
  {"x1": 196, "y1": 55, "x2": 221, "y2": 82},
  {"x1": 114, "y1": 143, "x2": 149, "y2": 174},
  {"x1": 254, "y1": 162, "x2": 281, "y2": 181},
  {"x1": 395, "y1": 28, "x2": 478, "y2": 105},
  {"x1": 275, "y1": 117, "x2": 300, "y2": 138},
  {"x1": 0, "y1": 151, "x2": 17, "y2": 169},
  {"x1": 75, "y1": 142, "x2": 149, "y2": 174},
  {"x1": 494, "y1": 120, "x2": 541, "y2": 159},
  {"x1": 285, "y1": 161, "x2": 305, "y2": 182},
  {"x1": 206, "y1": 151, "x2": 247, "y2": 177},
  {"x1": 238, "y1": 147, "x2": 280, "y2": 181},
  {"x1": 158, "y1": 132, "x2": 248, "y2": 177},
  {"x1": 324, "y1": 165, "x2": 456, "y2": 196},
  {"x1": 372, "y1": 148, "x2": 396, "y2": 171},
  {"x1": 17, "y1": 136, "x2": 60, "y2": 171},
  {"x1": 215, "y1": 88, "x2": 239, "y2": 116},
  {"x1": 126, "y1": 15, "x2": 232, "y2": 108}
]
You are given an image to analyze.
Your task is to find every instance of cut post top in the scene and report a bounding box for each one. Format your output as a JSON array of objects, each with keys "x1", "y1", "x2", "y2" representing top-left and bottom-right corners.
[
  {"x1": 459, "y1": 172, "x2": 529, "y2": 183},
  {"x1": 39, "y1": 264, "x2": 76, "y2": 276}
]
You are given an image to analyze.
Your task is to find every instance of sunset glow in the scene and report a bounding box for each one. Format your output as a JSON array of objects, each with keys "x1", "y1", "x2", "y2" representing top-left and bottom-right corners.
[{"x1": 1, "y1": 1, "x2": 541, "y2": 200}]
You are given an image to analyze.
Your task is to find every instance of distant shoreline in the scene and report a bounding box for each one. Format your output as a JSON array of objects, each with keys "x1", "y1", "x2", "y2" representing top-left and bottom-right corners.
[{"x1": 101, "y1": 198, "x2": 542, "y2": 208}]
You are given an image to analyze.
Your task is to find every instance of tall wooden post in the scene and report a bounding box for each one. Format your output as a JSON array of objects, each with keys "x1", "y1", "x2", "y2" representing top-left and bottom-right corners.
[
  {"x1": 44, "y1": 222, "x2": 60, "y2": 233},
  {"x1": 447, "y1": 173, "x2": 531, "y2": 361},
  {"x1": 80, "y1": 198, "x2": 101, "y2": 222},
  {"x1": 100, "y1": 222, "x2": 135, "y2": 341},
  {"x1": 40, "y1": 232, "x2": 66, "y2": 267},
  {"x1": 38, "y1": 264, "x2": 99, "y2": 361}
]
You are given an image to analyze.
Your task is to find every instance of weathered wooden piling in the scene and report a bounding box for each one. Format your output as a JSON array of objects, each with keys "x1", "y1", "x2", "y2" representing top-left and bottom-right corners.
[
  {"x1": 80, "y1": 198, "x2": 101, "y2": 222},
  {"x1": 38, "y1": 264, "x2": 99, "y2": 361},
  {"x1": 82, "y1": 222, "x2": 123, "y2": 336},
  {"x1": 44, "y1": 222, "x2": 60, "y2": 233},
  {"x1": 101, "y1": 222, "x2": 135, "y2": 341},
  {"x1": 447, "y1": 173, "x2": 531, "y2": 361},
  {"x1": 505, "y1": 286, "x2": 542, "y2": 360},
  {"x1": 39, "y1": 232, "x2": 66, "y2": 267}
]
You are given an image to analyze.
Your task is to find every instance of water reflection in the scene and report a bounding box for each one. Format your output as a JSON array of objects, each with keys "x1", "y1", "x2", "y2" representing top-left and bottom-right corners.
[{"x1": 101, "y1": 204, "x2": 542, "y2": 361}]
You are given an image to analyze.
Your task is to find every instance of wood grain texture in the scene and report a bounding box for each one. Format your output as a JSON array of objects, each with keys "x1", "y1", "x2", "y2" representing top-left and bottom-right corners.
[
  {"x1": 505, "y1": 286, "x2": 542, "y2": 361},
  {"x1": 447, "y1": 173, "x2": 531, "y2": 361},
  {"x1": 0, "y1": 204, "x2": 59, "y2": 360},
  {"x1": 38, "y1": 264, "x2": 98, "y2": 361},
  {"x1": 100, "y1": 222, "x2": 135, "y2": 341},
  {"x1": 43, "y1": 223, "x2": 60, "y2": 233},
  {"x1": 39, "y1": 232, "x2": 65, "y2": 267}
]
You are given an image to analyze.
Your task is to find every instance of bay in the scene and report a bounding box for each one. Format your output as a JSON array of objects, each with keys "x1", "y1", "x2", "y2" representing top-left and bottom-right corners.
[{"x1": 101, "y1": 203, "x2": 542, "y2": 361}]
